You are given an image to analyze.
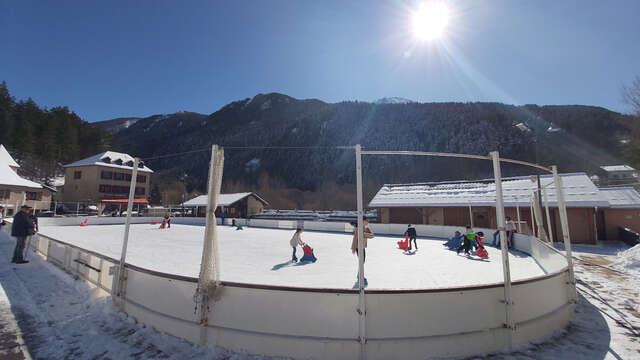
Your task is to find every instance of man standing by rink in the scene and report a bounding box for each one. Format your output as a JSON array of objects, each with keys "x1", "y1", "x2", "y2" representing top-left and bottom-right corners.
[{"x1": 11, "y1": 205, "x2": 35, "y2": 264}]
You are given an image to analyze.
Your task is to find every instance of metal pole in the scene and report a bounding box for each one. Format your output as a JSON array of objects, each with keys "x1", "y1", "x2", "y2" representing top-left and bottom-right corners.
[
  {"x1": 491, "y1": 151, "x2": 514, "y2": 349},
  {"x1": 530, "y1": 196, "x2": 535, "y2": 237},
  {"x1": 552, "y1": 166, "x2": 577, "y2": 302},
  {"x1": 196, "y1": 145, "x2": 224, "y2": 345},
  {"x1": 515, "y1": 196, "x2": 522, "y2": 233},
  {"x1": 114, "y1": 157, "x2": 139, "y2": 307},
  {"x1": 543, "y1": 186, "x2": 554, "y2": 243},
  {"x1": 355, "y1": 144, "x2": 366, "y2": 360},
  {"x1": 468, "y1": 201, "x2": 473, "y2": 227},
  {"x1": 76, "y1": 202, "x2": 79, "y2": 217}
]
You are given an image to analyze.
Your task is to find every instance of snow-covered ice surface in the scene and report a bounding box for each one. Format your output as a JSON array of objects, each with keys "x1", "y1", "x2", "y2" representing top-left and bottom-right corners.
[
  {"x1": 1, "y1": 230, "x2": 639, "y2": 359},
  {"x1": 38, "y1": 224, "x2": 544, "y2": 289}
]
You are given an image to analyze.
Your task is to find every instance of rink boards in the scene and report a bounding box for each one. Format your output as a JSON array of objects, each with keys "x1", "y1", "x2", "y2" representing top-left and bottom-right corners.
[{"x1": 5, "y1": 217, "x2": 575, "y2": 360}]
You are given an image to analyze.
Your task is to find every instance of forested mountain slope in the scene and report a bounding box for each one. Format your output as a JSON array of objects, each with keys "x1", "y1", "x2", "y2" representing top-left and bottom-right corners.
[{"x1": 107, "y1": 93, "x2": 633, "y2": 209}]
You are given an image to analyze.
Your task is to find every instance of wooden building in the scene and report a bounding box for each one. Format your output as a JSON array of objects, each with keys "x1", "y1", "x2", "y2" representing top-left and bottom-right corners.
[
  {"x1": 182, "y1": 192, "x2": 268, "y2": 218},
  {"x1": 370, "y1": 173, "x2": 640, "y2": 244}
]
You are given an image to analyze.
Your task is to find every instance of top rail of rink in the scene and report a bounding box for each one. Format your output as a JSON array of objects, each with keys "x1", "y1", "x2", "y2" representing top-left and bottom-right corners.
[{"x1": 8, "y1": 216, "x2": 574, "y2": 360}]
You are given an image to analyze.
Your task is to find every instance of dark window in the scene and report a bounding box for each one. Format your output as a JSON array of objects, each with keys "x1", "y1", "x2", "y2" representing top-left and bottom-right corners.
[
  {"x1": 74, "y1": 171, "x2": 82, "y2": 179},
  {"x1": 26, "y1": 192, "x2": 41, "y2": 200},
  {"x1": 99, "y1": 184, "x2": 112, "y2": 193},
  {"x1": 135, "y1": 187, "x2": 146, "y2": 195},
  {"x1": 125, "y1": 174, "x2": 132, "y2": 181},
  {"x1": 114, "y1": 172, "x2": 125, "y2": 181},
  {"x1": 101, "y1": 171, "x2": 113, "y2": 179},
  {"x1": 137, "y1": 175, "x2": 147, "y2": 183}
]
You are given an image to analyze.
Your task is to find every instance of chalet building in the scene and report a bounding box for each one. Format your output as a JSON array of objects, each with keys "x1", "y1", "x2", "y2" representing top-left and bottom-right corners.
[
  {"x1": 182, "y1": 192, "x2": 268, "y2": 218},
  {"x1": 0, "y1": 144, "x2": 53, "y2": 215},
  {"x1": 61, "y1": 151, "x2": 153, "y2": 213},
  {"x1": 369, "y1": 172, "x2": 640, "y2": 244}
]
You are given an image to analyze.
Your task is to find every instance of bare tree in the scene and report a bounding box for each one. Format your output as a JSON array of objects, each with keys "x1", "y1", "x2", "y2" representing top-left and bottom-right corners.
[{"x1": 623, "y1": 75, "x2": 640, "y2": 116}]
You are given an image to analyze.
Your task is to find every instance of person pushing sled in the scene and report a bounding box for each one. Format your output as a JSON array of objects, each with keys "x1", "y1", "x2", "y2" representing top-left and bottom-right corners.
[{"x1": 289, "y1": 228, "x2": 317, "y2": 263}]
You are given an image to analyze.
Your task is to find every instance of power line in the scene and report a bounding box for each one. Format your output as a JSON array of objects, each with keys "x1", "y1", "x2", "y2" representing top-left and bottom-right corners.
[{"x1": 141, "y1": 145, "x2": 355, "y2": 161}]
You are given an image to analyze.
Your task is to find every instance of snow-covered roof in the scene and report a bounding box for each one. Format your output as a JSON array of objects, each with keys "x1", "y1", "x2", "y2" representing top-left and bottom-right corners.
[
  {"x1": 182, "y1": 192, "x2": 268, "y2": 207},
  {"x1": 369, "y1": 173, "x2": 609, "y2": 208},
  {"x1": 598, "y1": 187, "x2": 640, "y2": 209},
  {"x1": 64, "y1": 151, "x2": 153, "y2": 173},
  {"x1": 600, "y1": 165, "x2": 636, "y2": 172},
  {"x1": 0, "y1": 144, "x2": 20, "y2": 168},
  {"x1": 0, "y1": 163, "x2": 42, "y2": 189},
  {"x1": 50, "y1": 176, "x2": 65, "y2": 187}
]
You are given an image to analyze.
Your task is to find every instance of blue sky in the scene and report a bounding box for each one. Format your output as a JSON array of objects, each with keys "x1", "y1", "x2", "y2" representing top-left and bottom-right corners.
[{"x1": 1, "y1": 0, "x2": 639, "y2": 122}]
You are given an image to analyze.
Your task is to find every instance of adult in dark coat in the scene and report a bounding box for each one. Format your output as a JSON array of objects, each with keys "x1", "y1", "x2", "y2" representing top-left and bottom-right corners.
[{"x1": 11, "y1": 205, "x2": 35, "y2": 264}]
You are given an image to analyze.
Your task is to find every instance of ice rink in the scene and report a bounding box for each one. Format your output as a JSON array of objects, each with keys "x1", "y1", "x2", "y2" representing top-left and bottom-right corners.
[{"x1": 38, "y1": 224, "x2": 545, "y2": 290}]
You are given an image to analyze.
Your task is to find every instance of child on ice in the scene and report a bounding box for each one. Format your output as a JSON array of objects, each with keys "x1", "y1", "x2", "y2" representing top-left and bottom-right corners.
[
  {"x1": 457, "y1": 226, "x2": 475, "y2": 255},
  {"x1": 290, "y1": 227, "x2": 305, "y2": 262},
  {"x1": 475, "y1": 231, "x2": 489, "y2": 259},
  {"x1": 444, "y1": 231, "x2": 463, "y2": 250}
]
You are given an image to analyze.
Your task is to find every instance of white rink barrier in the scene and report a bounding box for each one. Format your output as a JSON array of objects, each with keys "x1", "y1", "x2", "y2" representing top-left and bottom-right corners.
[{"x1": 5, "y1": 218, "x2": 575, "y2": 359}]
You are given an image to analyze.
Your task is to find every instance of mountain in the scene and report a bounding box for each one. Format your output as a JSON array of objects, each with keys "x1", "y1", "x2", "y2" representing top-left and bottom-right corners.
[
  {"x1": 108, "y1": 93, "x2": 634, "y2": 209},
  {"x1": 375, "y1": 97, "x2": 416, "y2": 104},
  {"x1": 94, "y1": 117, "x2": 141, "y2": 134}
]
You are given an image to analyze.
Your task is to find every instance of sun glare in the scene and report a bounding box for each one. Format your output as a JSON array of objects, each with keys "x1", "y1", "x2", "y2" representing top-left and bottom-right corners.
[{"x1": 412, "y1": 2, "x2": 449, "y2": 41}]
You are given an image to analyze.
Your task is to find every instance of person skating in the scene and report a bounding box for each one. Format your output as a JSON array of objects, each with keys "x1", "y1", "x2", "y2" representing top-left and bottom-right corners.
[
  {"x1": 506, "y1": 216, "x2": 516, "y2": 248},
  {"x1": 443, "y1": 231, "x2": 463, "y2": 250},
  {"x1": 11, "y1": 205, "x2": 35, "y2": 264},
  {"x1": 290, "y1": 227, "x2": 305, "y2": 262},
  {"x1": 476, "y1": 231, "x2": 489, "y2": 259},
  {"x1": 457, "y1": 226, "x2": 475, "y2": 255},
  {"x1": 351, "y1": 217, "x2": 375, "y2": 286},
  {"x1": 405, "y1": 224, "x2": 418, "y2": 250}
]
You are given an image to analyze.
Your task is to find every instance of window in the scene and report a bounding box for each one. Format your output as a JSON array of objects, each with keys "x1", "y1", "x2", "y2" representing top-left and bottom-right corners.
[
  {"x1": 74, "y1": 171, "x2": 82, "y2": 179},
  {"x1": 114, "y1": 172, "x2": 125, "y2": 181},
  {"x1": 125, "y1": 174, "x2": 132, "y2": 181},
  {"x1": 137, "y1": 175, "x2": 146, "y2": 183},
  {"x1": 99, "y1": 184, "x2": 112, "y2": 193},
  {"x1": 135, "y1": 187, "x2": 146, "y2": 195},
  {"x1": 101, "y1": 171, "x2": 113, "y2": 179},
  {"x1": 2, "y1": 190, "x2": 11, "y2": 199},
  {"x1": 26, "y1": 192, "x2": 40, "y2": 200}
]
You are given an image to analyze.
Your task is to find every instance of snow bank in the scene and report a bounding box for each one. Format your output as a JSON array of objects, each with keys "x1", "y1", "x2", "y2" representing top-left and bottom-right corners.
[{"x1": 613, "y1": 244, "x2": 640, "y2": 275}]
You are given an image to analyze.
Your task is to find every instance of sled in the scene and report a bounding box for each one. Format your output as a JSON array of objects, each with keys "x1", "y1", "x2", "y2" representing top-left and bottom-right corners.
[
  {"x1": 300, "y1": 245, "x2": 317, "y2": 263},
  {"x1": 477, "y1": 246, "x2": 489, "y2": 259},
  {"x1": 397, "y1": 234, "x2": 410, "y2": 250},
  {"x1": 79, "y1": 218, "x2": 88, "y2": 227},
  {"x1": 151, "y1": 220, "x2": 159, "y2": 225},
  {"x1": 159, "y1": 219, "x2": 167, "y2": 229}
]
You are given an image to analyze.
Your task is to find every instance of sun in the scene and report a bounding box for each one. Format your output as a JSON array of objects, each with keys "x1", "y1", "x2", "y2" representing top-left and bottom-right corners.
[{"x1": 411, "y1": 2, "x2": 449, "y2": 41}]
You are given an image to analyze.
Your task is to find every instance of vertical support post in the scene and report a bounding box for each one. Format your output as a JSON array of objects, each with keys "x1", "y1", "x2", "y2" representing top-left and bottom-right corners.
[
  {"x1": 196, "y1": 145, "x2": 225, "y2": 345},
  {"x1": 54, "y1": 200, "x2": 57, "y2": 216},
  {"x1": 593, "y1": 207, "x2": 598, "y2": 243},
  {"x1": 355, "y1": 144, "x2": 366, "y2": 360},
  {"x1": 515, "y1": 197, "x2": 522, "y2": 233},
  {"x1": 529, "y1": 196, "x2": 535, "y2": 236},
  {"x1": 552, "y1": 166, "x2": 577, "y2": 301},
  {"x1": 491, "y1": 151, "x2": 514, "y2": 349},
  {"x1": 543, "y1": 186, "x2": 554, "y2": 243},
  {"x1": 468, "y1": 201, "x2": 473, "y2": 228},
  {"x1": 113, "y1": 157, "x2": 139, "y2": 307},
  {"x1": 76, "y1": 202, "x2": 79, "y2": 217}
]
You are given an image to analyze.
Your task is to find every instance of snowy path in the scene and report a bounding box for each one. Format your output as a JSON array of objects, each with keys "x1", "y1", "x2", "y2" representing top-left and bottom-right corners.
[{"x1": 38, "y1": 224, "x2": 544, "y2": 289}]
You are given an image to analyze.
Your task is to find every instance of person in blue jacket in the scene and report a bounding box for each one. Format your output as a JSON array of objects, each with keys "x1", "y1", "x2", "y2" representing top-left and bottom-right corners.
[{"x1": 443, "y1": 231, "x2": 463, "y2": 250}]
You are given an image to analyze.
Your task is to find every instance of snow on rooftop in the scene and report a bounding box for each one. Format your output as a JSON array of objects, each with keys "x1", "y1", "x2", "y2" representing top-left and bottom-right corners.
[
  {"x1": 0, "y1": 144, "x2": 19, "y2": 168},
  {"x1": 369, "y1": 173, "x2": 609, "y2": 208},
  {"x1": 182, "y1": 192, "x2": 268, "y2": 207},
  {"x1": 598, "y1": 187, "x2": 640, "y2": 209},
  {"x1": 0, "y1": 163, "x2": 42, "y2": 189},
  {"x1": 64, "y1": 151, "x2": 153, "y2": 173},
  {"x1": 600, "y1": 165, "x2": 636, "y2": 172}
]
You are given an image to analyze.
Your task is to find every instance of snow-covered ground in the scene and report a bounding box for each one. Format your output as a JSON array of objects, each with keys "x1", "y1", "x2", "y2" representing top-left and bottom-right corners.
[
  {"x1": 38, "y1": 224, "x2": 544, "y2": 289},
  {"x1": 1, "y1": 229, "x2": 638, "y2": 359}
]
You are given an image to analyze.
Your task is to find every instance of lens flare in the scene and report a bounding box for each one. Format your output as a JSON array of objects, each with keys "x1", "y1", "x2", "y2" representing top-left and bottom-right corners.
[{"x1": 412, "y1": 2, "x2": 449, "y2": 41}]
